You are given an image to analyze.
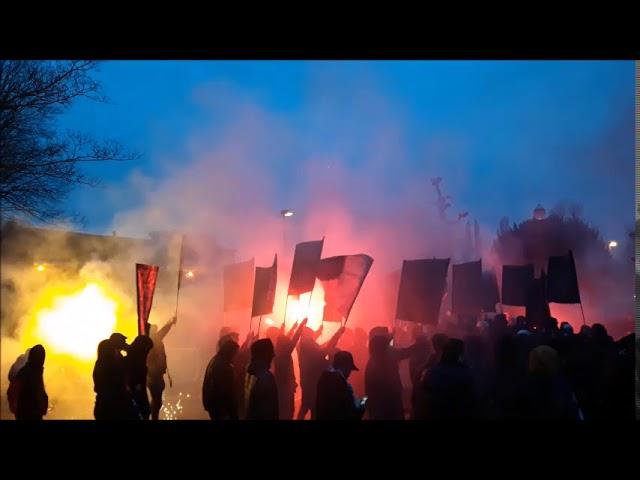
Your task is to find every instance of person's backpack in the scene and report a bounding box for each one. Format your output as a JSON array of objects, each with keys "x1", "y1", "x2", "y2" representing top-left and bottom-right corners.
[{"x1": 7, "y1": 378, "x2": 23, "y2": 415}]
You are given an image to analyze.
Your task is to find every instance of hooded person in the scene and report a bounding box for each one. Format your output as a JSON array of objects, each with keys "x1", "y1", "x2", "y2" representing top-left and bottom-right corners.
[
  {"x1": 10, "y1": 344, "x2": 48, "y2": 420},
  {"x1": 8, "y1": 348, "x2": 31, "y2": 383},
  {"x1": 316, "y1": 350, "x2": 365, "y2": 420},
  {"x1": 93, "y1": 338, "x2": 134, "y2": 420},
  {"x1": 418, "y1": 338, "x2": 477, "y2": 420},
  {"x1": 245, "y1": 338, "x2": 278, "y2": 420},
  {"x1": 203, "y1": 339, "x2": 240, "y2": 420},
  {"x1": 274, "y1": 318, "x2": 307, "y2": 420},
  {"x1": 126, "y1": 335, "x2": 155, "y2": 420},
  {"x1": 296, "y1": 324, "x2": 346, "y2": 420}
]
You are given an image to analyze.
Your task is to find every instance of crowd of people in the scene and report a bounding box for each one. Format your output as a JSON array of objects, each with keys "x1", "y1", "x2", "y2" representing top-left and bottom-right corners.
[{"x1": 5, "y1": 312, "x2": 636, "y2": 421}]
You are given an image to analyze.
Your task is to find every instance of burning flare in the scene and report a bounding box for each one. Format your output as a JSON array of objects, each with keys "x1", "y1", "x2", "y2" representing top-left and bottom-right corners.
[{"x1": 34, "y1": 283, "x2": 118, "y2": 360}]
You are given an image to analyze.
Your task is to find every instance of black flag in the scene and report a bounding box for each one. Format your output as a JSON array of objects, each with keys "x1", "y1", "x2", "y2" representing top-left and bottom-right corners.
[
  {"x1": 396, "y1": 258, "x2": 450, "y2": 325},
  {"x1": 501, "y1": 264, "x2": 534, "y2": 306},
  {"x1": 288, "y1": 238, "x2": 324, "y2": 296},
  {"x1": 452, "y1": 260, "x2": 482, "y2": 315},
  {"x1": 251, "y1": 255, "x2": 278, "y2": 317},
  {"x1": 317, "y1": 254, "x2": 374, "y2": 322},
  {"x1": 547, "y1": 250, "x2": 581, "y2": 303},
  {"x1": 481, "y1": 270, "x2": 500, "y2": 312}
]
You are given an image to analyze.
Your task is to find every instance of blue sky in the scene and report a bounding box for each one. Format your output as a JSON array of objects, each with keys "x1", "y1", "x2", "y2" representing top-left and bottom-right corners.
[{"x1": 59, "y1": 60, "x2": 635, "y2": 243}]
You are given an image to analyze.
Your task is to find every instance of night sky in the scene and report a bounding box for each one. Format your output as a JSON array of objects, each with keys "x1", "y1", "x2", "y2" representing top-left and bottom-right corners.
[{"x1": 58, "y1": 61, "x2": 634, "y2": 243}]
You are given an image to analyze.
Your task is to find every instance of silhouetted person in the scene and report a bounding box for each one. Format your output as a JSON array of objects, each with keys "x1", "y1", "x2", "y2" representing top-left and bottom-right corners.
[
  {"x1": 424, "y1": 333, "x2": 449, "y2": 371},
  {"x1": 350, "y1": 327, "x2": 368, "y2": 398},
  {"x1": 297, "y1": 324, "x2": 345, "y2": 420},
  {"x1": 12, "y1": 345, "x2": 48, "y2": 420},
  {"x1": 203, "y1": 339, "x2": 240, "y2": 420},
  {"x1": 409, "y1": 326, "x2": 431, "y2": 419},
  {"x1": 316, "y1": 351, "x2": 365, "y2": 420},
  {"x1": 235, "y1": 330, "x2": 256, "y2": 419},
  {"x1": 274, "y1": 319, "x2": 307, "y2": 419},
  {"x1": 419, "y1": 338, "x2": 477, "y2": 420},
  {"x1": 126, "y1": 335, "x2": 154, "y2": 420},
  {"x1": 245, "y1": 338, "x2": 278, "y2": 420},
  {"x1": 93, "y1": 338, "x2": 134, "y2": 420},
  {"x1": 506, "y1": 345, "x2": 582, "y2": 420},
  {"x1": 8, "y1": 348, "x2": 30, "y2": 383},
  {"x1": 147, "y1": 316, "x2": 177, "y2": 420},
  {"x1": 365, "y1": 330, "x2": 405, "y2": 420}
]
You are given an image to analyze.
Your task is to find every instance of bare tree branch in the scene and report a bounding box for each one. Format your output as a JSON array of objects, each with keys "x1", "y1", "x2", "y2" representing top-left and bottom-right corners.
[{"x1": 0, "y1": 60, "x2": 139, "y2": 224}]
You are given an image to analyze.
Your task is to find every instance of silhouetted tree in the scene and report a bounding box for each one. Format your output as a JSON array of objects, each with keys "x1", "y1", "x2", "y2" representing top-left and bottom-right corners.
[
  {"x1": 0, "y1": 61, "x2": 138, "y2": 223},
  {"x1": 493, "y1": 203, "x2": 610, "y2": 270}
]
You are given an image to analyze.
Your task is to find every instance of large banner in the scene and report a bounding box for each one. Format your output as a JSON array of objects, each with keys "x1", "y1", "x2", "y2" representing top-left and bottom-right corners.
[
  {"x1": 251, "y1": 254, "x2": 278, "y2": 317},
  {"x1": 452, "y1": 260, "x2": 482, "y2": 315},
  {"x1": 396, "y1": 258, "x2": 450, "y2": 325},
  {"x1": 136, "y1": 263, "x2": 159, "y2": 336},
  {"x1": 501, "y1": 264, "x2": 534, "y2": 306},
  {"x1": 288, "y1": 238, "x2": 324, "y2": 296},
  {"x1": 547, "y1": 250, "x2": 581, "y2": 303},
  {"x1": 317, "y1": 254, "x2": 374, "y2": 322}
]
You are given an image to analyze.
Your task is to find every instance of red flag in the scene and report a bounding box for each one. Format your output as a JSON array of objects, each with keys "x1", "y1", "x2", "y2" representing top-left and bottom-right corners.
[
  {"x1": 251, "y1": 255, "x2": 278, "y2": 317},
  {"x1": 136, "y1": 263, "x2": 159, "y2": 336},
  {"x1": 547, "y1": 250, "x2": 581, "y2": 303},
  {"x1": 288, "y1": 238, "x2": 324, "y2": 296},
  {"x1": 452, "y1": 260, "x2": 483, "y2": 315},
  {"x1": 317, "y1": 254, "x2": 373, "y2": 322},
  {"x1": 396, "y1": 258, "x2": 450, "y2": 325},
  {"x1": 224, "y1": 258, "x2": 255, "y2": 312},
  {"x1": 501, "y1": 264, "x2": 534, "y2": 306}
]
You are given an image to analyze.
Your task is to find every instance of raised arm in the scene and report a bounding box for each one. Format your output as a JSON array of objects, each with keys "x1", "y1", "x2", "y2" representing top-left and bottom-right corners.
[
  {"x1": 286, "y1": 320, "x2": 299, "y2": 338},
  {"x1": 158, "y1": 316, "x2": 177, "y2": 340},
  {"x1": 289, "y1": 319, "x2": 308, "y2": 348},
  {"x1": 321, "y1": 326, "x2": 346, "y2": 356}
]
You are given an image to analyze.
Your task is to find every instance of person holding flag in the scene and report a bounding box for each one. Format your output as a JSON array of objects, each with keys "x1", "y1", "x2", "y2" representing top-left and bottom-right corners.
[{"x1": 146, "y1": 315, "x2": 177, "y2": 420}]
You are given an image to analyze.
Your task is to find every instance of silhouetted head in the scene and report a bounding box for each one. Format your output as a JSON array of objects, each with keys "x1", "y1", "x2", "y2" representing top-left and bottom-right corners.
[
  {"x1": 591, "y1": 323, "x2": 608, "y2": 339},
  {"x1": 579, "y1": 325, "x2": 592, "y2": 337},
  {"x1": 218, "y1": 332, "x2": 239, "y2": 350},
  {"x1": 251, "y1": 338, "x2": 275, "y2": 366},
  {"x1": 97, "y1": 339, "x2": 115, "y2": 361},
  {"x1": 218, "y1": 339, "x2": 240, "y2": 362},
  {"x1": 333, "y1": 350, "x2": 359, "y2": 379},
  {"x1": 441, "y1": 339, "x2": 464, "y2": 366},
  {"x1": 109, "y1": 333, "x2": 129, "y2": 352},
  {"x1": 431, "y1": 333, "x2": 449, "y2": 354},
  {"x1": 560, "y1": 322, "x2": 574, "y2": 336},
  {"x1": 130, "y1": 335, "x2": 154, "y2": 360},
  {"x1": 27, "y1": 344, "x2": 45, "y2": 369},
  {"x1": 369, "y1": 334, "x2": 391, "y2": 357},
  {"x1": 529, "y1": 345, "x2": 559, "y2": 379}
]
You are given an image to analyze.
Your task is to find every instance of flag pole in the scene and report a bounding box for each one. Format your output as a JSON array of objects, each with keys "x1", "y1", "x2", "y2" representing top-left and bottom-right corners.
[
  {"x1": 308, "y1": 285, "x2": 315, "y2": 326},
  {"x1": 258, "y1": 315, "x2": 263, "y2": 337},
  {"x1": 283, "y1": 295, "x2": 290, "y2": 331},
  {"x1": 174, "y1": 235, "x2": 185, "y2": 321},
  {"x1": 249, "y1": 316, "x2": 254, "y2": 335},
  {"x1": 579, "y1": 302, "x2": 586, "y2": 326}
]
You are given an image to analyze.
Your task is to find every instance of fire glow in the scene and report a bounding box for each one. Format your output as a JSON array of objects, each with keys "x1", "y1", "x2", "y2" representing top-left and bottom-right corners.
[{"x1": 284, "y1": 284, "x2": 326, "y2": 330}]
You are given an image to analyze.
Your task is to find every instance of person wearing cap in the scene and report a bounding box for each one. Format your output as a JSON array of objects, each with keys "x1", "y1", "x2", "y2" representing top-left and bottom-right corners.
[{"x1": 316, "y1": 350, "x2": 364, "y2": 420}]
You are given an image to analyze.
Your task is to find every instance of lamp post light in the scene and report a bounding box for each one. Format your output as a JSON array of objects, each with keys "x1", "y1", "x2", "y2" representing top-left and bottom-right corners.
[
  {"x1": 608, "y1": 240, "x2": 618, "y2": 253},
  {"x1": 280, "y1": 209, "x2": 294, "y2": 255}
]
